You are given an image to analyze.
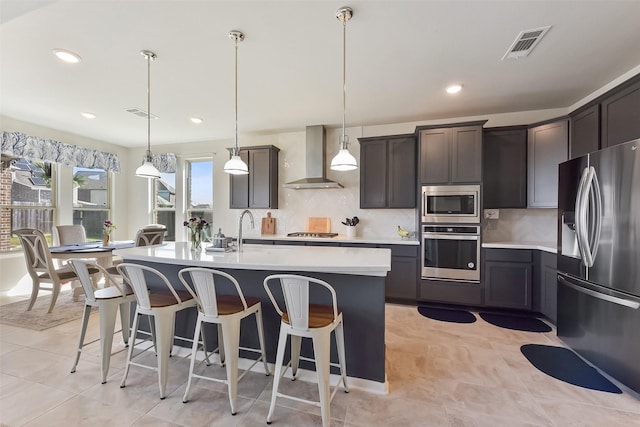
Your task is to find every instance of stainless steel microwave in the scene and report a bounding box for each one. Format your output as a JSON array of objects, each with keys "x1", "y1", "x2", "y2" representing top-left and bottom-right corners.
[{"x1": 422, "y1": 184, "x2": 480, "y2": 223}]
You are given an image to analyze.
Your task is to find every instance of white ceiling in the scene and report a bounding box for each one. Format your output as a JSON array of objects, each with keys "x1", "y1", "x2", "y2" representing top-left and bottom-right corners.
[{"x1": 2, "y1": 0, "x2": 640, "y2": 148}]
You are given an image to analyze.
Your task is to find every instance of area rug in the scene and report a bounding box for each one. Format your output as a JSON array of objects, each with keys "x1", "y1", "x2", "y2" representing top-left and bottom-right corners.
[
  {"x1": 0, "y1": 292, "x2": 90, "y2": 331},
  {"x1": 417, "y1": 306, "x2": 477, "y2": 324},
  {"x1": 479, "y1": 312, "x2": 552, "y2": 332},
  {"x1": 521, "y1": 344, "x2": 621, "y2": 394}
]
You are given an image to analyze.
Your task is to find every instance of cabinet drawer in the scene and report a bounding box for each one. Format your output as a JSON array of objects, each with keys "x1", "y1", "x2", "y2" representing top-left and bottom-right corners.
[{"x1": 484, "y1": 248, "x2": 532, "y2": 263}]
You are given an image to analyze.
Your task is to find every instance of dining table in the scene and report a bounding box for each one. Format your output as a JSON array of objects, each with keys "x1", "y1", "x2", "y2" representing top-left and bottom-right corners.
[{"x1": 49, "y1": 240, "x2": 135, "y2": 268}]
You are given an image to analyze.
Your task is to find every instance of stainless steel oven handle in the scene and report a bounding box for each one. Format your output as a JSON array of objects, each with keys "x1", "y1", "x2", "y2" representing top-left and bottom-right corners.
[
  {"x1": 558, "y1": 275, "x2": 640, "y2": 309},
  {"x1": 422, "y1": 234, "x2": 479, "y2": 240}
]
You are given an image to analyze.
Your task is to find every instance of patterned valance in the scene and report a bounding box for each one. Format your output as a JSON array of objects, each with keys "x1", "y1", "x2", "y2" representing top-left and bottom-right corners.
[
  {"x1": 1, "y1": 131, "x2": 121, "y2": 172},
  {"x1": 150, "y1": 153, "x2": 176, "y2": 173}
]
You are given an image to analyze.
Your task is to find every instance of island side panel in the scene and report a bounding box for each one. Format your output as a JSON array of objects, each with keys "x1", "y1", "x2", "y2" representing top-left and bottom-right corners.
[{"x1": 125, "y1": 259, "x2": 386, "y2": 384}]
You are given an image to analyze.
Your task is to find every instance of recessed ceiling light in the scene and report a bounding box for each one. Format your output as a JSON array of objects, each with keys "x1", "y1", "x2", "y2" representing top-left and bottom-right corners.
[
  {"x1": 446, "y1": 84, "x2": 463, "y2": 94},
  {"x1": 53, "y1": 49, "x2": 81, "y2": 63},
  {"x1": 81, "y1": 112, "x2": 96, "y2": 119},
  {"x1": 190, "y1": 117, "x2": 203, "y2": 124}
]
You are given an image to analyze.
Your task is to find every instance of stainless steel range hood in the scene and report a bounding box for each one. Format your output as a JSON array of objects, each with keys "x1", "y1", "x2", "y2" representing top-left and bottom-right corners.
[{"x1": 283, "y1": 125, "x2": 343, "y2": 189}]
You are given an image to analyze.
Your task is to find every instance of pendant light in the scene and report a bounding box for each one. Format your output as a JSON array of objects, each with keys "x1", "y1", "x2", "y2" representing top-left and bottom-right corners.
[
  {"x1": 135, "y1": 50, "x2": 161, "y2": 179},
  {"x1": 330, "y1": 6, "x2": 358, "y2": 172},
  {"x1": 224, "y1": 31, "x2": 249, "y2": 175}
]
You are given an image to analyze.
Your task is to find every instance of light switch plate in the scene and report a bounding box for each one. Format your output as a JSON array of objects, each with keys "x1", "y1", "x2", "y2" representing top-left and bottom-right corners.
[{"x1": 484, "y1": 209, "x2": 499, "y2": 220}]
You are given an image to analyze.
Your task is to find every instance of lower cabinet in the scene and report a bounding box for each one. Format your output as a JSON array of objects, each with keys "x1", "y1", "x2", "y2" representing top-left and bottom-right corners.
[
  {"x1": 537, "y1": 251, "x2": 558, "y2": 324},
  {"x1": 418, "y1": 279, "x2": 483, "y2": 306},
  {"x1": 380, "y1": 245, "x2": 418, "y2": 301},
  {"x1": 484, "y1": 249, "x2": 533, "y2": 310}
]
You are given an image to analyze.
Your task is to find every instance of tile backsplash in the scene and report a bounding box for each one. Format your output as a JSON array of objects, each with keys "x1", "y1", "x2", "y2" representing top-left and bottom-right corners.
[{"x1": 482, "y1": 208, "x2": 557, "y2": 243}]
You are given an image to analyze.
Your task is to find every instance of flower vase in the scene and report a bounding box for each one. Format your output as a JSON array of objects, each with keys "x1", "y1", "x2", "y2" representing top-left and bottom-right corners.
[
  {"x1": 102, "y1": 234, "x2": 110, "y2": 247},
  {"x1": 190, "y1": 230, "x2": 202, "y2": 252}
]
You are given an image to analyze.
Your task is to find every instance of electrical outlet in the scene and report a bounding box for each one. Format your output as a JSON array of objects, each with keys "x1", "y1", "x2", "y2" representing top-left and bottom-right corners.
[{"x1": 484, "y1": 209, "x2": 499, "y2": 220}]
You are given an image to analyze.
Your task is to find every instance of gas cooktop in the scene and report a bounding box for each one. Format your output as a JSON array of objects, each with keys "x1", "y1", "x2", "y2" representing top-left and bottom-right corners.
[{"x1": 286, "y1": 232, "x2": 338, "y2": 238}]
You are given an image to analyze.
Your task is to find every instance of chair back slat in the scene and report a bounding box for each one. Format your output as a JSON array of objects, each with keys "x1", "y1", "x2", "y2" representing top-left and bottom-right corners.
[
  {"x1": 67, "y1": 259, "x2": 97, "y2": 302},
  {"x1": 281, "y1": 277, "x2": 310, "y2": 330},
  {"x1": 178, "y1": 268, "x2": 248, "y2": 317}
]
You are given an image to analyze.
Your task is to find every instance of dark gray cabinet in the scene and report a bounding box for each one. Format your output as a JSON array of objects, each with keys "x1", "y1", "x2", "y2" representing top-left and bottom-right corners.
[
  {"x1": 359, "y1": 134, "x2": 416, "y2": 209},
  {"x1": 380, "y1": 244, "x2": 418, "y2": 301},
  {"x1": 537, "y1": 251, "x2": 558, "y2": 324},
  {"x1": 418, "y1": 122, "x2": 484, "y2": 185},
  {"x1": 482, "y1": 127, "x2": 527, "y2": 208},
  {"x1": 569, "y1": 104, "x2": 600, "y2": 159},
  {"x1": 229, "y1": 145, "x2": 279, "y2": 209},
  {"x1": 484, "y1": 249, "x2": 533, "y2": 310},
  {"x1": 601, "y1": 79, "x2": 640, "y2": 148},
  {"x1": 527, "y1": 120, "x2": 568, "y2": 208}
]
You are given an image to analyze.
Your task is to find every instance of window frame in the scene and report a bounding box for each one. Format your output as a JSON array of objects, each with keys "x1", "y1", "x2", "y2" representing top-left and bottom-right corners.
[
  {"x1": 0, "y1": 157, "x2": 57, "y2": 252},
  {"x1": 71, "y1": 166, "x2": 112, "y2": 242}
]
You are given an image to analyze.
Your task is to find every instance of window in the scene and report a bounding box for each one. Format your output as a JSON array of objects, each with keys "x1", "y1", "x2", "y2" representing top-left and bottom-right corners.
[
  {"x1": 0, "y1": 157, "x2": 55, "y2": 252},
  {"x1": 72, "y1": 167, "x2": 110, "y2": 241},
  {"x1": 153, "y1": 172, "x2": 176, "y2": 241},
  {"x1": 187, "y1": 159, "x2": 213, "y2": 238}
]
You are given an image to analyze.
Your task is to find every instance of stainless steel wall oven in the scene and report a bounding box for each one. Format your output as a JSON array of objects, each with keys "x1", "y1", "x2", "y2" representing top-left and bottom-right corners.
[{"x1": 422, "y1": 225, "x2": 480, "y2": 282}]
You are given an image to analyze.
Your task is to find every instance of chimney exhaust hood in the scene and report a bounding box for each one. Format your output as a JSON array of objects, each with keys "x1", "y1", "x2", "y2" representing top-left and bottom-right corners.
[{"x1": 283, "y1": 125, "x2": 344, "y2": 189}]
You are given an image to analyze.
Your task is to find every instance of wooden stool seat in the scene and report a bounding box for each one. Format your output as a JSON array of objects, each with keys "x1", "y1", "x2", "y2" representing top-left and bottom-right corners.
[{"x1": 282, "y1": 304, "x2": 342, "y2": 329}]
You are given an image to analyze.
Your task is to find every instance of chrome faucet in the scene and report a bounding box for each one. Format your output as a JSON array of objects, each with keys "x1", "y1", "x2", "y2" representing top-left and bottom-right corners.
[{"x1": 237, "y1": 209, "x2": 255, "y2": 253}]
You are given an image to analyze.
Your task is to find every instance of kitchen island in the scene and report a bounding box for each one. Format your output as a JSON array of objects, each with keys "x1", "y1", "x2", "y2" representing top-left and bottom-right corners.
[{"x1": 114, "y1": 242, "x2": 391, "y2": 390}]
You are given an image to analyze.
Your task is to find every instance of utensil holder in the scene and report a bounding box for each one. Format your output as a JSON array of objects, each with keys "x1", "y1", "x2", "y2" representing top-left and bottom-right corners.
[{"x1": 345, "y1": 225, "x2": 356, "y2": 239}]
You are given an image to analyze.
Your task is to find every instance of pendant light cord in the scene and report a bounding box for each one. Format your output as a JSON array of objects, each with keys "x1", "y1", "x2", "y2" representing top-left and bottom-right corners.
[
  {"x1": 234, "y1": 37, "x2": 239, "y2": 156},
  {"x1": 341, "y1": 16, "x2": 347, "y2": 149},
  {"x1": 147, "y1": 53, "x2": 152, "y2": 159}
]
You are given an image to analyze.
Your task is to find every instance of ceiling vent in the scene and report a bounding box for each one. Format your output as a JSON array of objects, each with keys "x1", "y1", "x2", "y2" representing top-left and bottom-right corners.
[
  {"x1": 502, "y1": 26, "x2": 551, "y2": 60},
  {"x1": 125, "y1": 107, "x2": 158, "y2": 119}
]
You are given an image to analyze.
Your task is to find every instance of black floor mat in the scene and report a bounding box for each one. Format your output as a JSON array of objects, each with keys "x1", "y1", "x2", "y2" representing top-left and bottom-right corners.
[
  {"x1": 521, "y1": 344, "x2": 622, "y2": 394},
  {"x1": 479, "y1": 312, "x2": 552, "y2": 332},
  {"x1": 417, "y1": 306, "x2": 476, "y2": 324}
]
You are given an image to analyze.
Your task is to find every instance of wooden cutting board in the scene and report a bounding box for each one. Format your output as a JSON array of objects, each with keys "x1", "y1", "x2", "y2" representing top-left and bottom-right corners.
[
  {"x1": 261, "y1": 212, "x2": 276, "y2": 235},
  {"x1": 306, "y1": 217, "x2": 331, "y2": 233}
]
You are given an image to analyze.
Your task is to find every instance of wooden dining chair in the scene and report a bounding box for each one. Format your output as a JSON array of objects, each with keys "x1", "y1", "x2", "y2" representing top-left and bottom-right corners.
[
  {"x1": 135, "y1": 225, "x2": 166, "y2": 246},
  {"x1": 14, "y1": 228, "x2": 98, "y2": 313},
  {"x1": 54, "y1": 225, "x2": 87, "y2": 246}
]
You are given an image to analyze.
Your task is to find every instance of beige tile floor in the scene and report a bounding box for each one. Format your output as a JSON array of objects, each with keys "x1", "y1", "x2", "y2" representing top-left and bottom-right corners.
[{"x1": 1, "y1": 292, "x2": 639, "y2": 426}]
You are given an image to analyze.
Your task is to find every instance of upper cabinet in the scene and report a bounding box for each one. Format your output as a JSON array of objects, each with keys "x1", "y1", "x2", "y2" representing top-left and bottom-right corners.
[
  {"x1": 527, "y1": 119, "x2": 568, "y2": 208},
  {"x1": 601, "y1": 78, "x2": 640, "y2": 148},
  {"x1": 482, "y1": 127, "x2": 527, "y2": 209},
  {"x1": 418, "y1": 122, "x2": 484, "y2": 185},
  {"x1": 229, "y1": 145, "x2": 280, "y2": 209},
  {"x1": 569, "y1": 104, "x2": 600, "y2": 159},
  {"x1": 359, "y1": 134, "x2": 416, "y2": 209}
]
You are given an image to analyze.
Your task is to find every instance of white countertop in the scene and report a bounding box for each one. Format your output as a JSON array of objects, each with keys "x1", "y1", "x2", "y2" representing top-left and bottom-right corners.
[
  {"x1": 482, "y1": 241, "x2": 557, "y2": 254},
  {"x1": 114, "y1": 242, "x2": 392, "y2": 277},
  {"x1": 242, "y1": 234, "x2": 419, "y2": 246}
]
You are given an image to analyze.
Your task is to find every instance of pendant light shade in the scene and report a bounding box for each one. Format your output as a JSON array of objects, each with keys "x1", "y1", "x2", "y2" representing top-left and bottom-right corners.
[
  {"x1": 330, "y1": 6, "x2": 357, "y2": 172},
  {"x1": 136, "y1": 50, "x2": 161, "y2": 179},
  {"x1": 224, "y1": 30, "x2": 249, "y2": 175}
]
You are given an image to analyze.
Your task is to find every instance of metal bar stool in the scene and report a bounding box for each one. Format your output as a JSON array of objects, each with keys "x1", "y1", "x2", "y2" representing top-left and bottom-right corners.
[
  {"x1": 179, "y1": 267, "x2": 270, "y2": 415},
  {"x1": 67, "y1": 259, "x2": 136, "y2": 384},
  {"x1": 116, "y1": 263, "x2": 198, "y2": 399},
  {"x1": 263, "y1": 274, "x2": 349, "y2": 427}
]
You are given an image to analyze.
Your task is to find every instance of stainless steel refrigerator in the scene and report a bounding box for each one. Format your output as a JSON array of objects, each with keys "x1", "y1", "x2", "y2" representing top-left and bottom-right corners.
[{"x1": 557, "y1": 138, "x2": 640, "y2": 394}]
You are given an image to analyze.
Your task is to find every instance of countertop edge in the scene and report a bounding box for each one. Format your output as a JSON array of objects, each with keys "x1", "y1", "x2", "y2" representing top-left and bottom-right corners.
[
  {"x1": 241, "y1": 235, "x2": 419, "y2": 246},
  {"x1": 482, "y1": 242, "x2": 557, "y2": 254}
]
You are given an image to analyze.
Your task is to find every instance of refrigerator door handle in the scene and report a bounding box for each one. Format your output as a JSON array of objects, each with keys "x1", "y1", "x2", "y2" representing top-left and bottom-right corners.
[
  {"x1": 575, "y1": 167, "x2": 591, "y2": 267},
  {"x1": 590, "y1": 167, "x2": 603, "y2": 261},
  {"x1": 558, "y1": 275, "x2": 640, "y2": 309}
]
